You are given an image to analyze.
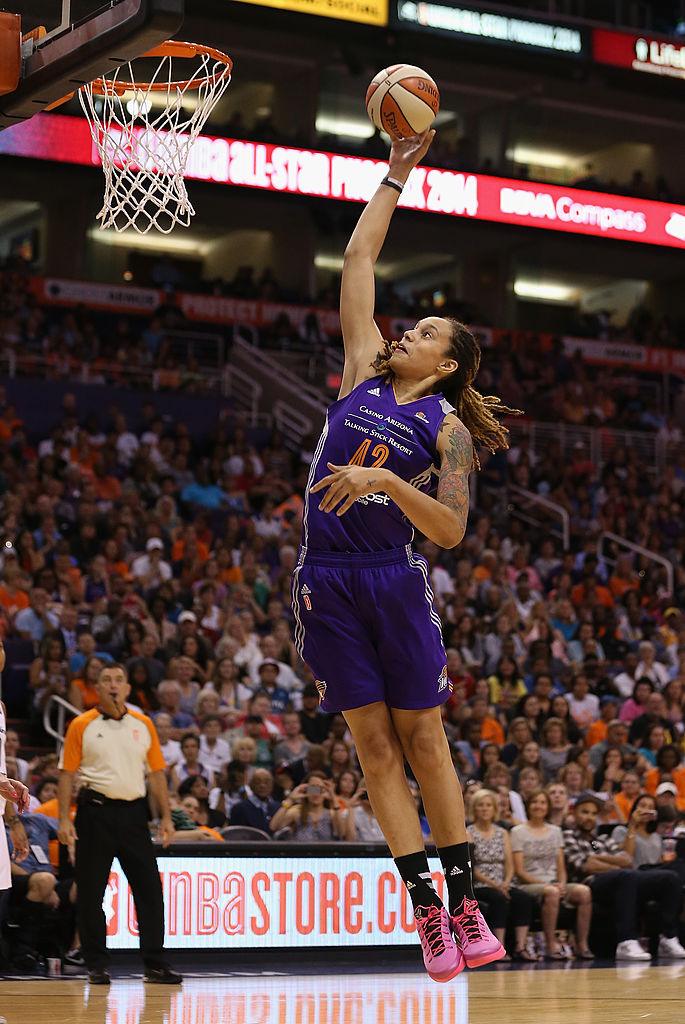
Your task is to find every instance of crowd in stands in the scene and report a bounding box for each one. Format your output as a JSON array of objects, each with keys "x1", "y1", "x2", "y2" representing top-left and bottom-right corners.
[
  {"x1": 0, "y1": 341, "x2": 684, "y2": 969},
  {"x1": 2, "y1": 263, "x2": 684, "y2": 440}
]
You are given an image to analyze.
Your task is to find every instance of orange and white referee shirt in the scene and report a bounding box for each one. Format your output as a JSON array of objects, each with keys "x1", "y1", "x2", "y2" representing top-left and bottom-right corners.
[{"x1": 60, "y1": 708, "x2": 166, "y2": 801}]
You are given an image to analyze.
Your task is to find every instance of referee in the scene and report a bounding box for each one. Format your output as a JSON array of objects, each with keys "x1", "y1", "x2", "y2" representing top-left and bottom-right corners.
[{"x1": 58, "y1": 663, "x2": 181, "y2": 985}]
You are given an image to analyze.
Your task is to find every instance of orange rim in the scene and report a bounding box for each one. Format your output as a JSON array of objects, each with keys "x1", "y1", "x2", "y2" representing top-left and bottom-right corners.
[{"x1": 87, "y1": 40, "x2": 233, "y2": 97}]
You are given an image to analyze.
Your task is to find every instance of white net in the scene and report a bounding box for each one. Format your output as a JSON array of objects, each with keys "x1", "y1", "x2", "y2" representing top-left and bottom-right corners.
[{"x1": 79, "y1": 46, "x2": 233, "y2": 235}]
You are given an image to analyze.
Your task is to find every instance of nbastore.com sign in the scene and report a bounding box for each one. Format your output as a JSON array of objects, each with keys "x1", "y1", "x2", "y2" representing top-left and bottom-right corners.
[
  {"x1": 2, "y1": 114, "x2": 685, "y2": 250},
  {"x1": 105, "y1": 855, "x2": 445, "y2": 948}
]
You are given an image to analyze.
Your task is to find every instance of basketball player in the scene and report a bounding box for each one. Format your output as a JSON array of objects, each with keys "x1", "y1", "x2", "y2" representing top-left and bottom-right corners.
[
  {"x1": 0, "y1": 639, "x2": 31, "y2": 951},
  {"x1": 296, "y1": 130, "x2": 519, "y2": 981}
]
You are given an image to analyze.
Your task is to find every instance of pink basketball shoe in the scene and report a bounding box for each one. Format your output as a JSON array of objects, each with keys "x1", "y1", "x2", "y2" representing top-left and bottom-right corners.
[
  {"x1": 451, "y1": 897, "x2": 506, "y2": 968},
  {"x1": 415, "y1": 905, "x2": 465, "y2": 983}
]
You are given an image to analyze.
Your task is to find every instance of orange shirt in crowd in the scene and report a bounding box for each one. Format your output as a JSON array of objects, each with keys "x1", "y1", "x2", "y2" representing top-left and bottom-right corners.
[
  {"x1": 172, "y1": 538, "x2": 210, "y2": 563},
  {"x1": 571, "y1": 582, "x2": 614, "y2": 608},
  {"x1": 480, "y1": 716, "x2": 505, "y2": 746},
  {"x1": 613, "y1": 791, "x2": 635, "y2": 823},
  {"x1": 71, "y1": 677, "x2": 100, "y2": 710},
  {"x1": 35, "y1": 797, "x2": 76, "y2": 868},
  {"x1": 645, "y1": 765, "x2": 685, "y2": 811},
  {"x1": 0, "y1": 585, "x2": 29, "y2": 617},
  {"x1": 585, "y1": 719, "x2": 608, "y2": 749}
]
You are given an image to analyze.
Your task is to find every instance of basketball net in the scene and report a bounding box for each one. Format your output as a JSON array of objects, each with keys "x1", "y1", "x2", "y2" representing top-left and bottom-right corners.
[{"x1": 79, "y1": 43, "x2": 233, "y2": 235}]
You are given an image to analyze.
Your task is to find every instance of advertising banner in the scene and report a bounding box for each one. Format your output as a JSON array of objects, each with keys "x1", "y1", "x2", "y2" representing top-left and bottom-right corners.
[
  {"x1": 30, "y1": 278, "x2": 685, "y2": 377},
  {"x1": 593, "y1": 28, "x2": 685, "y2": 81},
  {"x1": 105, "y1": 855, "x2": 444, "y2": 949},
  {"x1": 3, "y1": 115, "x2": 685, "y2": 250},
  {"x1": 231, "y1": 0, "x2": 388, "y2": 26},
  {"x1": 392, "y1": 1, "x2": 587, "y2": 58}
]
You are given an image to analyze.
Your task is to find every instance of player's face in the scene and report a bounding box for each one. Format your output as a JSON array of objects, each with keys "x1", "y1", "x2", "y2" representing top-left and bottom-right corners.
[{"x1": 389, "y1": 317, "x2": 457, "y2": 382}]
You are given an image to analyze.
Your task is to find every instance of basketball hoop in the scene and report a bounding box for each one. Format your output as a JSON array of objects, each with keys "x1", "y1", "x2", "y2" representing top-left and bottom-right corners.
[{"x1": 79, "y1": 41, "x2": 233, "y2": 234}]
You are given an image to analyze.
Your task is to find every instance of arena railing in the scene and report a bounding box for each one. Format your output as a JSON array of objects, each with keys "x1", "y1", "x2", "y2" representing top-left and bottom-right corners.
[
  {"x1": 598, "y1": 531, "x2": 675, "y2": 597},
  {"x1": 507, "y1": 485, "x2": 571, "y2": 550},
  {"x1": 43, "y1": 693, "x2": 80, "y2": 751}
]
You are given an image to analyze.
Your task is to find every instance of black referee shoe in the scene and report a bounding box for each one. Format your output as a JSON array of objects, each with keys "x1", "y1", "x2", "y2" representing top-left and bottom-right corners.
[
  {"x1": 144, "y1": 967, "x2": 182, "y2": 985},
  {"x1": 88, "y1": 969, "x2": 111, "y2": 985}
]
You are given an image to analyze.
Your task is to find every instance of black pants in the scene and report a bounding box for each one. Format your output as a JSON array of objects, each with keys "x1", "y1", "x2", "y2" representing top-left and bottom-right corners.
[
  {"x1": 475, "y1": 885, "x2": 534, "y2": 930},
  {"x1": 75, "y1": 795, "x2": 167, "y2": 971},
  {"x1": 589, "y1": 869, "x2": 681, "y2": 942}
]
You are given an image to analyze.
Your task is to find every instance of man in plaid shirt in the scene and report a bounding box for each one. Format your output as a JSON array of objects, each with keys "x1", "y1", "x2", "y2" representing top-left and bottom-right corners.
[{"x1": 563, "y1": 793, "x2": 685, "y2": 961}]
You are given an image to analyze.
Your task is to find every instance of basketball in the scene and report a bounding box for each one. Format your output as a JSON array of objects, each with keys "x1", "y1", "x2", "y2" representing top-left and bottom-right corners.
[{"x1": 365, "y1": 64, "x2": 440, "y2": 140}]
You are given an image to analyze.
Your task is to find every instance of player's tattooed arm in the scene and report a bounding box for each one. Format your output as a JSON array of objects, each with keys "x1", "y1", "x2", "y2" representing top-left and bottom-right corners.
[{"x1": 436, "y1": 415, "x2": 473, "y2": 542}]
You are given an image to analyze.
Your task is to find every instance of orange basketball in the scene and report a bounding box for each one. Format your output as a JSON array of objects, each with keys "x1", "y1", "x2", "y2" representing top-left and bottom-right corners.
[{"x1": 365, "y1": 64, "x2": 440, "y2": 140}]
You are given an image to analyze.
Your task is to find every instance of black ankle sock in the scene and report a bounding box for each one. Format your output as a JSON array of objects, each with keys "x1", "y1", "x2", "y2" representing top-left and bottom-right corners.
[
  {"x1": 437, "y1": 842, "x2": 475, "y2": 914},
  {"x1": 394, "y1": 851, "x2": 442, "y2": 911}
]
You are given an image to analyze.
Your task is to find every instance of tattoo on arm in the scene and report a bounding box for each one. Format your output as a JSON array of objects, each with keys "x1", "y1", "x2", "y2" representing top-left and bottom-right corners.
[{"x1": 437, "y1": 418, "x2": 473, "y2": 537}]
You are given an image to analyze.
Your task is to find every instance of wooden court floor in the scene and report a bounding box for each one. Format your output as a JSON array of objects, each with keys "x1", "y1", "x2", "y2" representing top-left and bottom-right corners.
[{"x1": 1, "y1": 964, "x2": 684, "y2": 1023}]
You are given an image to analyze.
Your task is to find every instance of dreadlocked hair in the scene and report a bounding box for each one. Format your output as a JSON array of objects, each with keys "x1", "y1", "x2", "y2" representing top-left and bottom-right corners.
[{"x1": 372, "y1": 318, "x2": 522, "y2": 470}]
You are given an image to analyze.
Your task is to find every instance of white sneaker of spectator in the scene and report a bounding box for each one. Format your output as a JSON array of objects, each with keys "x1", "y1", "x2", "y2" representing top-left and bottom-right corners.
[
  {"x1": 615, "y1": 940, "x2": 651, "y2": 961},
  {"x1": 657, "y1": 936, "x2": 685, "y2": 959}
]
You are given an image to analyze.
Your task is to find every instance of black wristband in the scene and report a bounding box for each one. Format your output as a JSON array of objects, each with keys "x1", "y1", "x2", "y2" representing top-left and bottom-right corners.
[{"x1": 381, "y1": 176, "x2": 403, "y2": 194}]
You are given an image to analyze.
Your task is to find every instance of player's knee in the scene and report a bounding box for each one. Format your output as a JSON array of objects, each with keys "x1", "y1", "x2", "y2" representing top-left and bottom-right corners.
[
  {"x1": 357, "y1": 732, "x2": 400, "y2": 775},
  {"x1": 405, "y1": 722, "x2": 449, "y2": 773}
]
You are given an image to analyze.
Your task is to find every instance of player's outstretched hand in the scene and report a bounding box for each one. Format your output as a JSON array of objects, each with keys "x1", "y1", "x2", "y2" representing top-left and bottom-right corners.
[
  {"x1": 389, "y1": 129, "x2": 436, "y2": 178},
  {"x1": 311, "y1": 462, "x2": 392, "y2": 516}
]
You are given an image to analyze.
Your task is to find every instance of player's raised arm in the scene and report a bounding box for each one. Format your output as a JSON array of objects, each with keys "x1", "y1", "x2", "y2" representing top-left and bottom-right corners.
[{"x1": 338, "y1": 130, "x2": 435, "y2": 398}]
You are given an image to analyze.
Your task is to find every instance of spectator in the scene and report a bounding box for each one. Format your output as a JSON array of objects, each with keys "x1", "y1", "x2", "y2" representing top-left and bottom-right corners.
[
  {"x1": 644, "y1": 745, "x2": 685, "y2": 810},
  {"x1": 588, "y1": 720, "x2": 637, "y2": 771},
  {"x1": 14, "y1": 588, "x2": 59, "y2": 644},
  {"x1": 593, "y1": 748, "x2": 626, "y2": 795},
  {"x1": 269, "y1": 772, "x2": 351, "y2": 840},
  {"x1": 298, "y1": 683, "x2": 333, "y2": 744},
  {"x1": 131, "y1": 538, "x2": 172, "y2": 589},
  {"x1": 253, "y1": 660, "x2": 290, "y2": 713},
  {"x1": 344, "y1": 778, "x2": 385, "y2": 842},
  {"x1": 584, "y1": 695, "x2": 621, "y2": 748},
  {"x1": 483, "y1": 762, "x2": 526, "y2": 823},
  {"x1": 619, "y1": 678, "x2": 655, "y2": 725},
  {"x1": 539, "y1": 718, "x2": 572, "y2": 783},
  {"x1": 636, "y1": 641, "x2": 670, "y2": 690},
  {"x1": 638, "y1": 723, "x2": 667, "y2": 766},
  {"x1": 154, "y1": 712, "x2": 181, "y2": 769},
  {"x1": 229, "y1": 768, "x2": 280, "y2": 833},
  {"x1": 614, "y1": 770, "x2": 643, "y2": 823},
  {"x1": 500, "y1": 718, "x2": 533, "y2": 767},
  {"x1": 563, "y1": 793, "x2": 685, "y2": 960},
  {"x1": 566, "y1": 673, "x2": 600, "y2": 730},
  {"x1": 173, "y1": 733, "x2": 215, "y2": 790},
  {"x1": 511, "y1": 790, "x2": 592, "y2": 959},
  {"x1": 273, "y1": 710, "x2": 310, "y2": 765},
  {"x1": 155, "y1": 680, "x2": 196, "y2": 738},
  {"x1": 69, "y1": 655, "x2": 104, "y2": 712},
  {"x1": 558, "y1": 762, "x2": 592, "y2": 803},
  {"x1": 334, "y1": 769, "x2": 361, "y2": 810},
  {"x1": 612, "y1": 794, "x2": 665, "y2": 868},
  {"x1": 468, "y1": 789, "x2": 537, "y2": 961},
  {"x1": 198, "y1": 715, "x2": 231, "y2": 774},
  {"x1": 545, "y1": 782, "x2": 572, "y2": 829},
  {"x1": 28, "y1": 632, "x2": 69, "y2": 711},
  {"x1": 628, "y1": 692, "x2": 673, "y2": 747},
  {"x1": 4, "y1": 730, "x2": 29, "y2": 784}
]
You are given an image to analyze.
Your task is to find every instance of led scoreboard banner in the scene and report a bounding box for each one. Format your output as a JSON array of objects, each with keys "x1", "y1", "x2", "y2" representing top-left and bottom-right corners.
[
  {"x1": 390, "y1": 1, "x2": 588, "y2": 58},
  {"x1": 2, "y1": 113, "x2": 685, "y2": 249}
]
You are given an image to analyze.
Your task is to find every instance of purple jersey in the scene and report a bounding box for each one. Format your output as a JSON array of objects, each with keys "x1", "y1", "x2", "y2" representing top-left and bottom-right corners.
[{"x1": 303, "y1": 375, "x2": 453, "y2": 554}]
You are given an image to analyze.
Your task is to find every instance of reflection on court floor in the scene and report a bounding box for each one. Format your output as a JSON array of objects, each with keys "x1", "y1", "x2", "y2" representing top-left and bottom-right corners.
[
  {"x1": 3, "y1": 964, "x2": 685, "y2": 1024},
  {"x1": 80, "y1": 973, "x2": 469, "y2": 1024}
]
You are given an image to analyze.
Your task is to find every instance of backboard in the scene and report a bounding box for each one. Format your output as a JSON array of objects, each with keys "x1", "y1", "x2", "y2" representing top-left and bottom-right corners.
[{"x1": 0, "y1": 0, "x2": 184, "y2": 131}]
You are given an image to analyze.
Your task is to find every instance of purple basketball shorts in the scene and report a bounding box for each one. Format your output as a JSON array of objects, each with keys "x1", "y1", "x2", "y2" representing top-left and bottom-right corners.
[{"x1": 291, "y1": 545, "x2": 450, "y2": 714}]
